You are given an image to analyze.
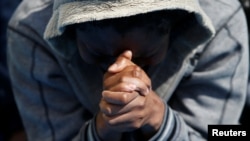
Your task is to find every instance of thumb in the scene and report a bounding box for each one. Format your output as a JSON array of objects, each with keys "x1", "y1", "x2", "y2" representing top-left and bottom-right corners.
[{"x1": 108, "y1": 50, "x2": 134, "y2": 73}]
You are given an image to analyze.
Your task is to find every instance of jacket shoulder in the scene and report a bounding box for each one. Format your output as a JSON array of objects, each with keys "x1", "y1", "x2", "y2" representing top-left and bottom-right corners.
[
  {"x1": 8, "y1": 0, "x2": 53, "y2": 47},
  {"x1": 200, "y1": 0, "x2": 243, "y2": 31}
]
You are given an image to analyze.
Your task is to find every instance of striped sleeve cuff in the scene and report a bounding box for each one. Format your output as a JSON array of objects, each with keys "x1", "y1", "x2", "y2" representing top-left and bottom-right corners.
[
  {"x1": 86, "y1": 116, "x2": 102, "y2": 141},
  {"x1": 149, "y1": 105, "x2": 178, "y2": 141}
]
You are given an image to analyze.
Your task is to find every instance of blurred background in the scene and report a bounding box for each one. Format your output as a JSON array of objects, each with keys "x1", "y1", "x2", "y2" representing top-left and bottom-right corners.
[
  {"x1": 240, "y1": 0, "x2": 250, "y2": 28},
  {"x1": 0, "y1": 0, "x2": 249, "y2": 141},
  {"x1": 0, "y1": 0, "x2": 26, "y2": 141}
]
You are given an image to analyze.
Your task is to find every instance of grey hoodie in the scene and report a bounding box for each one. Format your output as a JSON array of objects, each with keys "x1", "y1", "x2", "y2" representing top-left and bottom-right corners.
[{"x1": 7, "y1": 0, "x2": 249, "y2": 140}]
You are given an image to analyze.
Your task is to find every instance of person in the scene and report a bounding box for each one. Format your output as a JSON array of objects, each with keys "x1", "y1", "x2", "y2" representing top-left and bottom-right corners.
[{"x1": 7, "y1": 0, "x2": 249, "y2": 140}]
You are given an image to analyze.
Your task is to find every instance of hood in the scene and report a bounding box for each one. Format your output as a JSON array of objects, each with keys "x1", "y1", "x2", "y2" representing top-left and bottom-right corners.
[{"x1": 44, "y1": 0, "x2": 215, "y2": 59}]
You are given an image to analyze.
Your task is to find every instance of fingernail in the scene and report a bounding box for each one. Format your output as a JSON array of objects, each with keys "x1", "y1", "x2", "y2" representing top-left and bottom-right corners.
[
  {"x1": 108, "y1": 63, "x2": 118, "y2": 71},
  {"x1": 143, "y1": 88, "x2": 150, "y2": 96}
]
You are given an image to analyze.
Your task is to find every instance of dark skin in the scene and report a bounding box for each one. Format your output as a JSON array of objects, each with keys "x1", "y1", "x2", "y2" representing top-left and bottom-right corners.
[
  {"x1": 97, "y1": 51, "x2": 165, "y2": 141},
  {"x1": 75, "y1": 17, "x2": 170, "y2": 140}
]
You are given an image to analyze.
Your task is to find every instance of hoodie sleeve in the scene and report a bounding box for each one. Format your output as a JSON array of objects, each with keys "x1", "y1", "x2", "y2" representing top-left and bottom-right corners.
[
  {"x1": 151, "y1": 1, "x2": 249, "y2": 141},
  {"x1": 7, "y1": 26, "x2": 100, "y2": 141}
]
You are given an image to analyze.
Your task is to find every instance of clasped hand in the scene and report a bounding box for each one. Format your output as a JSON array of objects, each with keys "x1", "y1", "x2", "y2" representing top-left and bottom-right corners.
[{"x1": 96, "y1": 51, "x2": 165, "y2": 141}]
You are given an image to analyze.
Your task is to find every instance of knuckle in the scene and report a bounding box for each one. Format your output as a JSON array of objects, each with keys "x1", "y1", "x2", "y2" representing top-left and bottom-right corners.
[
  {"x1": 120, "y1": 93, "x2": 129, "y2": 103},
  {"x1": 105, "y1": 109, "x2": 112, "y2": 115},
  {"x1": 135, "y1": 112, "x2": 144, "y2": 119},
  {"x1": 148, "y1": 79, "x2": 152, "y2": 86},
  {"x1": 120, "y1": 83, "x2": 134, "y2": 92},
  {"x1": 107, "y1": 119, "x2": 116, "y2": 126},
  {"x1": 137, "y1": 99, "x2": 145, "y2": 107},
  {"x1": 101, "y1": 107, "x2": 109, "y2": 115},
  {"x1": 99, "y1": 102, "x2": 112, "y2": 115},
  {"x1": 120, "y1": 76, "x2": 128, "y2": 82},
  {"x1": 99, "y1": 99, "x2": 105, "y2": 109},
  {"x1": 131, "y1": 121, "x2": 142, "y2": 129},
  {"x1": 134, "y1": 66, "x2": 141, "y2": 72},
  {"x1": 132, "y1": 68, "x2": 141, "y2": 78}
]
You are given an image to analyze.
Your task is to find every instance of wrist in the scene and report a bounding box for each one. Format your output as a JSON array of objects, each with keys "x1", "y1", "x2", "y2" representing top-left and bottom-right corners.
[
  {"x1": 141, "y1": 92, "x2": 166, "y2": 139},
  {"x1": 96, "y1": 112, "x2": 122, "y2": 141}
]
